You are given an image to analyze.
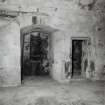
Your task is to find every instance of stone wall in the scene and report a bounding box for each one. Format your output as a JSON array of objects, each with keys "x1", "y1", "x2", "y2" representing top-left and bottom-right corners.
[
  {"x1": 0, "y1": 0, "x2": 105, "y2": 85},
  {"x1": 0, "y1": 18, "x2": 21, "y2": 87}
]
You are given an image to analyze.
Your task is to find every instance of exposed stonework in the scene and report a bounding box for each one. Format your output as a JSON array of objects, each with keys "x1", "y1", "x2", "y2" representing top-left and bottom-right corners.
[{"x1": 78, "y1": 0, "x2": 97, "y2": 10}]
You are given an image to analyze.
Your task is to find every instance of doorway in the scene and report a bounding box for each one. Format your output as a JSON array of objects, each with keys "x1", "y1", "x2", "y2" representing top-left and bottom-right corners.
[
  {"x1": 21, "y1": 31, "x2": 50, "y2": 80},
  {"x1": 71, "y1": 37, "x2": 89, "y2": 79},
  {"x1": 72, "y1": 40, "x2": 83, "y2": 78}
]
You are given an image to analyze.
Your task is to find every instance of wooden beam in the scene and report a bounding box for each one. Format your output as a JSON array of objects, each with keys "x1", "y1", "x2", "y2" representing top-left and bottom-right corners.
[
  {"x1": 0, "y1": 9, "x2": 19, "y2": 17},
  {"x1": 0, "y1": 9, "x2": 49, "y2": 18}
]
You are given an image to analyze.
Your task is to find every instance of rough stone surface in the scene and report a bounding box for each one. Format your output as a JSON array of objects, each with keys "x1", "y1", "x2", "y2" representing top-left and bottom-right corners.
[
  {"x1": 0, "y1": 77, "x2": 104, "y2": 105},
  {"x1": 0, "y1": 0, "x2": 105, "y2": 85},
  {"x1": 0, "y1": 18, "x2": 21, "y2": 86}
]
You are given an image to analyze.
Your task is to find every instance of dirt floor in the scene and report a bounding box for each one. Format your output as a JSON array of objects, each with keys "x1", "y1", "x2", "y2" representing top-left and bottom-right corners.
[{"x1": 0, "y1": 76, "x2": 105, "y2": 105}]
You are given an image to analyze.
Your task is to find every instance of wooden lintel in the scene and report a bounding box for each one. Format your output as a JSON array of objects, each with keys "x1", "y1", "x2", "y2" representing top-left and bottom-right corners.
[
  {"x1": 0, "y1": 9, "x2": 19, "y2": 17},
  {"x1": 0, "y1": 9, "x2": 49, "y2": 18}
]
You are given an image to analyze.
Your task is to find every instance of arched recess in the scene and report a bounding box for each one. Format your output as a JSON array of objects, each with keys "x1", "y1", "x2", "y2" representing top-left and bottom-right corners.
[{"x1": 20, "y1": 24, "x2": 57, "y2": 80}]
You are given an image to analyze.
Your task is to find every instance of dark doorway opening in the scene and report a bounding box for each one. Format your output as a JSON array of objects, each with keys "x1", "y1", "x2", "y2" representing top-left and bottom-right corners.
[
  {"x1": 21, "y1": 31, "x2": 50, "y2": 80},
  {"x1": 72, "y1": 40, "x2": 83, "y2": 78}
]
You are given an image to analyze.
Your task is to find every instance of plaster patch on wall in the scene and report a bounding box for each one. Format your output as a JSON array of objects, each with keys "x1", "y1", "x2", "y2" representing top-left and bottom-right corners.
[{"x1": 65, "y1": 61, "x2": 72, "y2": 79}]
